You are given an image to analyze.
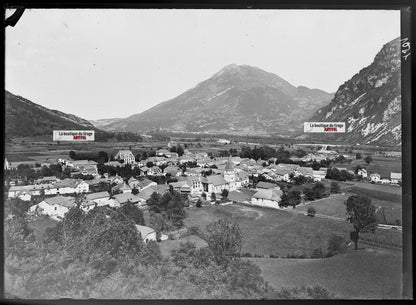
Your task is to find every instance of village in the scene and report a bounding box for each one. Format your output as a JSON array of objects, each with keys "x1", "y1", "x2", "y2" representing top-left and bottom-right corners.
[{"x1": 4, "y1": 141, "x2": 402, "y2": 243}]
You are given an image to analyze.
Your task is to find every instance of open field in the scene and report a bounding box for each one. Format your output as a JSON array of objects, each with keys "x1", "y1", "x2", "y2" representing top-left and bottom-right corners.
[
  {"x1": 349, "y1": 186, "x2": 402, "y2": 203},
  {"x1": 296, "y1": 194, "x2": 350, "y2": 219},
  {"x1": 332, "y1": 156, "x2": 401, "y2": 179},
  {"x1": 248, "y1": 248, "x2": 402, "y2": 299},
  {"x1": 183, "y1": 204, "x2": 402, "y2": 257},
  {"x1": 296, "y1": 193, "x2": 401, "y2": 225}
]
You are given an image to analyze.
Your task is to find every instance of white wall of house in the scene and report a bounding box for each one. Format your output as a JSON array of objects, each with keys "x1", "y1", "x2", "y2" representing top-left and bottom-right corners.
[
  {"x1": 34, "y1": 201, "x2": 70, "y2": 219},
  {"x1": 251, "y1": 197, "x2": 280, "y2": 209},
  {"x1": 143, "y1": 231, "x2": 157, "y2": 242},
  {"x1": 75, "y1": 182, "x2": 89, "y2": 193}
]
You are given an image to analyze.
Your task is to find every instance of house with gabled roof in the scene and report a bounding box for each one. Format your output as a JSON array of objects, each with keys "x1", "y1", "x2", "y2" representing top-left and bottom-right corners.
[
  {"x1": 29, "y1": 195, "x2": 76, "y2": 219},
  {"x1": 113, "y1": 193, "x2": 141, "y2": 205},
  {"x1": 251, "y1": 188, "x2": 283, "y2": 209},
  {"x1": 137, "y1": 178, "x2": 157, "y2": 192},
  {"x1": 135, "y1": 225, "x2": 157, "y2": 242},
  {"x1": 111, "y1": 182, "x2": 132, "y2": 194}
]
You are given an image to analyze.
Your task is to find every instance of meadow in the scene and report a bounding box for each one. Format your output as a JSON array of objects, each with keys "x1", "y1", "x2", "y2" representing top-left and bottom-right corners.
[
  {"x1": 183, "y1": 203, "x2": 402, "y2": 257},
  {"x1": 247, "y1": 249, "x2": 402, "y2": 298}
]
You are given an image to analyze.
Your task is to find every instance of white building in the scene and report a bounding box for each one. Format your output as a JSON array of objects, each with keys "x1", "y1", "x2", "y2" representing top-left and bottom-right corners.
[
  {"x1": 251, "y1": 188, "x2": 283, "y2": 209},
  {"x1": 357, "y1": 168, "x2": 368, "y2": 178},
  {"x1": 29, "y1": 196, "x2": 75, "y2": 219},
  {"x1": 135, "y1": 225, "x2": 157, "y2": 242},
  {"x1": 115, "y1": 150, "x2": 136, "y2": 165},
  {"x1": 369, "y1": 173, "x2": 381, "y2": 183},
  {"x1": 390, "y1": 173, "x2": 402, "y2": 184}
]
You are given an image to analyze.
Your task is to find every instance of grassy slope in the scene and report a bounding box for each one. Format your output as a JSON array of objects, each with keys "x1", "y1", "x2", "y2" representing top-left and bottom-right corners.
[
  {"x1": 184, "y1": 204, "x2": 402, "y2": 257},
  {"x1": 247, "y1": 249, "x2": 402, "y2": 299}
]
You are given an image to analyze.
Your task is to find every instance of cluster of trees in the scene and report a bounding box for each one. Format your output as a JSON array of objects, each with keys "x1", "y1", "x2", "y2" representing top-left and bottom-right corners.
[
  {"x1": 279, "y1": 189, "x2": 301, "y2": 208},
  {"x1": 169, "y1": 144, "x2": 185, "y2": 156},
  {"x1": 69, "y1": 151, "x2": 109, "y2": 163},
  {"x1": 147, "y1": 190, "x2": 187, "y2": 238},
  {"x1": 4, "y1": 164, "x2": 74, "y2": 185},
  {"x1": 95, "y1": 131, "x2": 144, "y2": 142},
  {"x1": 303, "y1": 182, "x2": 329, "y2": 201},
  {"x1": 289, "y1": 174, "x2": 314, "y2": 185},
  {"x1": 326, "y1": 168, "x2": 354, "y2": 181},
  {"x1": 97, "y1": 163, "x2": 141, "y2": 180},
  {"x1": 240, "y1": 145, "x2": 278, "y2": 161}
]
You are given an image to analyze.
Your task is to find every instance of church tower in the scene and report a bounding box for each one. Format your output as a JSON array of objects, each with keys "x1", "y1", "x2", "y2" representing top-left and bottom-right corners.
[{"x1": 224, "y1": 157, "x2": 236, "y2": 183}]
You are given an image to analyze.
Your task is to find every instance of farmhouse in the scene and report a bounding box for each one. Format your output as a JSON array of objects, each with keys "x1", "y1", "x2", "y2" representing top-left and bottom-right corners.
[
  {"x1": 313, "y1": 170, "x2": 326, "y2": 181},
  {"x1": 137, "y1": 178, "x2": 157, "y2": 191},
  {"x1": 135, "y1": 225, "x2": 157, "y2": 242},
  {"x1": 390, "y1": 172, "x2": 402, "y2": 184},
  {"x1": 113, "y1": 193, "x2": 141, "y2": 205},
  {"x1": 251, "y1": 188, "x2": 283, "y2": 209},
  {"x1": 85, "y1": 191, "x2": 114, "y2": 207},
  {"x1": 29, "y1": 196, "x2": 75, "y2": 219},
  {"x1": 111, "y1": 182, "x2": 132, "y2": 194},
  {"x1": 128, "y1": 177, "x2": 141, "y2": 189}
]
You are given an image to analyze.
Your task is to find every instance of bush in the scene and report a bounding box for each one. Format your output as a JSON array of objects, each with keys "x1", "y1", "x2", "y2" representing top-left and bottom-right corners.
[
  {"x1": 307, "y1": 207, "x2": 316, "y2": 217},
  {"x1": 195, "y1": 199, "x2": 202, "y2": 208},
  {"x1": 286, "y1": 251, "x2": 307, "y2": 259},
  {"x1": 311, "y1": 248, "x2": 324, "y2": 259},
  {"x1": 274, "y1": 285, "x2": 335, "y2": 299},
  {"x1": 327, "y1": 234, "x2": 347, "y2": 257},
  {"x1": 269, "y1": 253, "x2": 279, "y2": 258}
]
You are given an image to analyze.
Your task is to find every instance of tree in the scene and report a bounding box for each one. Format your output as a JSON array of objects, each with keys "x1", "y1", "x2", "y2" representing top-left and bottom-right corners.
[
  {"x1": 345, "y1": 194, "x2": 377, "y2": 250},
  {"x1": 211, "y1": 192, "x2": 217, "y2": 202},
  {"x1": 98, "y1": 151, "x2": 109, "y2": 163},
  {"x1": 327, "y1": 234, "x2": 347, "y2": 256},
  {"x1": 364, "y1": 156, "x2": 373, "y2": 164},
  {"x1": 355, "y1": 153, "x2": 362, "y2": 159},
  {"x1": 205, "y1": 219, "x2": 242, "y2": 261},
  {"x1": 116, "y1": 202, "x2": 145, "y2": 225},
  {"x1": 288, "y1": 189, "x2": 301, "y2": 208},
  {"x1": 312, "y1": 182, "x2": 326, "y2": 199},
  {"x1": 69, "y1": 151, "x2": 76, "y2": 159},
  {"x1": 307, "y1": 206, "x2": 316, "y2": 217},
  {"x1": 147, "y1": 192, "x2": 162, "y2": 213},
  {"x1": 279, "y1": 192, "x2": 290, "y2": 207},
  {"x1": 131, "y1": 187, "x2": 139, "y2": 195},
  {"x1": 221, "y1": 189, "x2": 229, "y2": 199},
  {"x1": 330, "y1": 182, "x2": 340, "y2": 194}
]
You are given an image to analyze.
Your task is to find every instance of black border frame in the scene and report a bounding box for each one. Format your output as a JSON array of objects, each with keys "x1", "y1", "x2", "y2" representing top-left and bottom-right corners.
[{"x1": 1, "y1": 0, "x2": 414, "y2": 303}]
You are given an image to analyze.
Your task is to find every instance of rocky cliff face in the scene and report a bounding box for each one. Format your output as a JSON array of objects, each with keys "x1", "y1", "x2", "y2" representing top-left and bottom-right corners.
[
  {"x1": 305, "y1": 37, "x2": 401, "y2": 146},
  {"x1": 99, "y1": 64, "x2": 332, "y2": 136}
]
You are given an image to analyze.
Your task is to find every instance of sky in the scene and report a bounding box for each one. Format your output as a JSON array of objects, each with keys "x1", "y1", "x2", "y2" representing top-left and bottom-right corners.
[{"x1": 5, "y1": 9, "x2": 400, "y2": 120}]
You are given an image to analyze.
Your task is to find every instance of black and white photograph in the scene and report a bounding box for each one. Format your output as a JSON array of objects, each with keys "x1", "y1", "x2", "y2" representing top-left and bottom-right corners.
[{"x1": 3, "y1": 5, "x2": 412, "y2": 300}]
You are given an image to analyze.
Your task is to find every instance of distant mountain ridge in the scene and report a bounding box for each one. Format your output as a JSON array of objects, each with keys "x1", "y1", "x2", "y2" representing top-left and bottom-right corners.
[
  {"x1": 4, "y1": 91, "x2": 142, "y2": 142},
  {"x1": 5, "y1": 90, "x2": 97, "y2": 138},
  {"x1": 96, "y1": 64, "x2": 333, "y2": 136},
  {"x1": 303, "y1": 37, "x2": 401, "y2": 146}
]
